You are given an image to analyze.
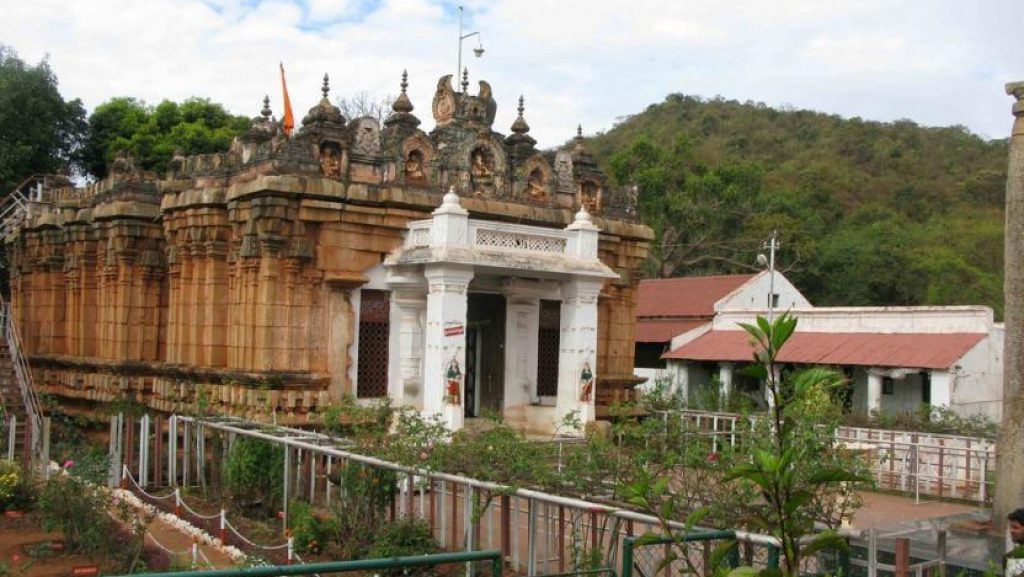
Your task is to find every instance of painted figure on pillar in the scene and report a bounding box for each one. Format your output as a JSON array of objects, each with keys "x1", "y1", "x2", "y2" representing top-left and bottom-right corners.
[
  {"x1": 445, "y1": 357, "x2": 462, "y2": 405},
  {"x1": 580, "y1": 361, "x2": 594, "y2": 402}
]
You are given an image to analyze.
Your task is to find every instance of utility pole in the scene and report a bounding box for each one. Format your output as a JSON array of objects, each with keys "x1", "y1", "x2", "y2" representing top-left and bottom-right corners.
[
  {"x1": 761, "y1": 230, "x2": 780, "y2": 323},
  {"x1": 996, "y1": 81, "x2": 1024, "y2": 532}
]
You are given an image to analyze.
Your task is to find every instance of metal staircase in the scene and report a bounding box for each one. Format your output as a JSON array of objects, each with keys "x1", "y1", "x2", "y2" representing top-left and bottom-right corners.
[
  {"x1": 0, "y1": 298, "x2": 43, "y2": 467},
  {"x1": 0, "y1": 175, "x2": 45, "y2": 466}
]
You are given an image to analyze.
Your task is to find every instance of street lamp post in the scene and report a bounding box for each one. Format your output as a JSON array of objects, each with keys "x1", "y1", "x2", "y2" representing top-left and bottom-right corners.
[
  {"x1": 457, "y1": 6, "x2": 484, "y2": 91},
  {"x1": 759, "y1": 230, "x2": 780, "y2": 323}
]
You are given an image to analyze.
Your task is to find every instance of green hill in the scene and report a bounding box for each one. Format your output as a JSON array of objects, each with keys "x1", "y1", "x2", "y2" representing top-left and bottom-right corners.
[{"x1": 586, "y1": 93, "x2": 1008, "y2": 317}]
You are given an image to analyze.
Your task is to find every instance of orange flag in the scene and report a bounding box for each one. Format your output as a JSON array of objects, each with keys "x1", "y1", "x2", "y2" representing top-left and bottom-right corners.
[{"x1": 280, "y1": 62, "x2": 295, "y2": 136}]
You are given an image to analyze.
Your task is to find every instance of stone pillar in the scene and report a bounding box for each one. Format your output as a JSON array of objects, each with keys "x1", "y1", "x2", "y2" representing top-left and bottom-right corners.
[
  {"x1": 557, "y1": 278, "x2": 603, "y2": 427},
  {"x1": 866, "y1": 370, "x2": 883, "y2": 413},
  {"x1": 718, "y1": 362, "x2": 734, "y2": 407},
  {"x1": 422, "y1": 265, "x2": 473, "y2": 430},
  {"x1": 502, "y1": 280, "x2": 544, "y2": 425},
  {"x1": 997, "y1": 81, "x2": 1024, "y2": 527}
]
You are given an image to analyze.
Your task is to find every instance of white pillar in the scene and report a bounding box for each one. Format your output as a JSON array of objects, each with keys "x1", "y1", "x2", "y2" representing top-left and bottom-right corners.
[
  {"x1": 929, "y1": 370, "x2": 953, "y2": 408},
  {"x1": 674, "y1": 361, "x2": 690, "y2": 405},
  {"x1": 719, "y1": 362, "x2": 735, "y2": 408},
  {"x1": 392, "y1": 289, "x2": 426, "y2": 410},
  {"x1": 422, "y1": 265, "x2": 474, "y2": 430},
  {"x1": 557, "y1": 278, "x2": 603, "y2": 427},
  {"x1": 502, "y1": 280, "x2": 543, "y2": 423},
  {"x1": 867, "y1": 370, "x2": 883, "y2": 413}
]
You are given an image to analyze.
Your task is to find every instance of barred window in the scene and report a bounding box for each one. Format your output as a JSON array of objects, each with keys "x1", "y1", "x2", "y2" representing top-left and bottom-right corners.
[
  {"x1": 536, "y1": 300, "x2": 561, "y2": 397},
  {"x1": 357, "y1": 290, "x2": 390, "y2": 398}
]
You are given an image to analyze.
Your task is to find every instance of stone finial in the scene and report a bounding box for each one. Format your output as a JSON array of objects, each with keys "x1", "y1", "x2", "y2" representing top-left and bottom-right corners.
[
  {"x1": 461, "y1": 68, "x2": 469, "y2": 93},
  {"x1": 261, "y1": 95, "x2": 272, "y2": 120},
  {"x1": 434, "y1": 186, "x2": 469, "y2": 216},
  {"x1": 567, "y1": 203, "x2": 599, "y2": 232},
  {"x1": 321, "y1": 73, "x2": 331, "y2": 100},
  {"x1": 1008, "y1": 81, "x2": 1024, "y2": 116},
  {"x1": 510, "y1": 95, "x2": 530, "y2": 135},
  {"x1": 392, "y1": 69, "x2": 414, "y2": 114},
  {"x1": 576, "y1": 124, "x2": 583, "y2": 139}
]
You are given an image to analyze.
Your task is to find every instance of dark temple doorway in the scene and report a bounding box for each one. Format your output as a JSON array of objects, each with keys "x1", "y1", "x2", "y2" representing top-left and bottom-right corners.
[{"x1": 465, "y1": 293, "x2": 506, "y2": 418}]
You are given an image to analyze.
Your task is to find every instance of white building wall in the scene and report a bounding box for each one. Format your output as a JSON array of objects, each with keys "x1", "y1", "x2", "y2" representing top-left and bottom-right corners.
[
  {"x1": 716, "y1": 271, "x2": 811, "y2": 312},
  {"x1": 714, "y1": 306, "x2": 995, "y2": 333},
  {"x1": 950, "y1": 329, "x2": 1004, "y2": 420}
]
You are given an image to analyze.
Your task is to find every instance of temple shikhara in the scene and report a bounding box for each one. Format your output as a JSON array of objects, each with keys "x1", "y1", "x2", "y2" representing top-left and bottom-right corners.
[{"x1": 4, "y1": 71, "x2": 652, "y2": 434}]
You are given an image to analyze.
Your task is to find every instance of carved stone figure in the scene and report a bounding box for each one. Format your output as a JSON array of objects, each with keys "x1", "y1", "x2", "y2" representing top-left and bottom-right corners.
[
  {"x1": 320, "y1": 145, "x2": 340, "y2": 177},
  {"x1": 432, "y1": 75, "x2": 457, "y2": 125},
  {"x1": 471, "y1": 148, "x2": 493, "y2": 178},
  {"x1": 524, "y1": 168, "x2": 546, "y2": 199},
  {"x1": 405, "y1": 150, "x2": 426, "y2": 183},
  {"x1": 581, "y1": 181, "x2": 601, "y2": 214}
]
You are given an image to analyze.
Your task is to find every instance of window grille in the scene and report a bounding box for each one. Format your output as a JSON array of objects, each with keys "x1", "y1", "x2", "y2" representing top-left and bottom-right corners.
[
  {"x1": 536, "y1": 300, "x2": 561, "y2": 397},
  {"x1": 357, "y1": 289, "x2": 390, "y2": 398}
]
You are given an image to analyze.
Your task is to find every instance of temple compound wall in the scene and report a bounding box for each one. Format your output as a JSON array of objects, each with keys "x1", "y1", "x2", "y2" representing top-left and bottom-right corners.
[{"x1": 4, "y1": 72, "x2": 652, "y2": 434}]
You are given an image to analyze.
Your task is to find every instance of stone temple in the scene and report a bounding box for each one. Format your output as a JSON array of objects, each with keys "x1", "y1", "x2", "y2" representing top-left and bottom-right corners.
[{"x1": 4, "y1": 71, "x2": 652, "y2": 435}]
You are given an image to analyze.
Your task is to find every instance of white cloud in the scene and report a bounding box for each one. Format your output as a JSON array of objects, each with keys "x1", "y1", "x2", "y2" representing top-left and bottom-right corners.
[{"x1": 0, "y1": 0, "x2": 1020, "y2": 148}]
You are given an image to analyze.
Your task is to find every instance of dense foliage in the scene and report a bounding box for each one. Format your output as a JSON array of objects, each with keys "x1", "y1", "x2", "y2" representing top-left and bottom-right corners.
[
  {"x1": 590, "y1": 94, "x2": 1007, "y2": 316},
  {"x1": 0, "y1": 45, "x2": 87, "y2": 193},
  {"x1": 82, "y1": 96, "x2": 250, "y2": 179}
]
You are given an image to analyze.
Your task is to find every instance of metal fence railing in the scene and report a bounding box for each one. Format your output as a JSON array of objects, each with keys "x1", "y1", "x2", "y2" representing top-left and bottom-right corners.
[
  {"x1": 656, "y1": 409, "x2": 995, "y2": 503},
  {"x1": 105, "y1": 549, "x2": 504, "y2": 577}
]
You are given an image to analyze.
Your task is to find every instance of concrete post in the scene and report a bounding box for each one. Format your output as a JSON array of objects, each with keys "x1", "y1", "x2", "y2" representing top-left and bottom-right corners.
[
  {"x1": 996, "y1": 81, "x2": 1024, "y2": 529},
  {"x1": 867, "y1": 370, "x2": 883, "y2": 413},
  {"x1": 718, "y1": 362, "x2": 734, "y2": 407}
]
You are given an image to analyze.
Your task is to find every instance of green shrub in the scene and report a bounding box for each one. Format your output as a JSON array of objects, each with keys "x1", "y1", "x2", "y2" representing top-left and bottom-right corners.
[
  {"x1": 288, "y1": 500, "x2": 338, "y2": 555},
  {"x1": 367, "y1": 518, "x2": 438, "y2": 559},
  {"x1": 0, "y1": 460, "x2": 21, "y2": 510},
  {"x1": 223, "y1": 437, "x2": 285, "y2": 514},
  {"x1": 39, "y1": 475, "x2": 118, "y2": 554}
]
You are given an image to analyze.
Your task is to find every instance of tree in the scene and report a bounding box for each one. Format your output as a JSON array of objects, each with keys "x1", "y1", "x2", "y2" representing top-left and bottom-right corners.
[
  {"x1": 621, "y1": 314, "x2": 866, "y2": 577},
  {"x1": 0, "y1": 45, "x2": 86, "y2": 193},
  {"x1": 336, "y1": 91, "x2": 394, "y2": 125},
  {"x1": 81, "y1": 97, "x2": 250, "y2": 179}
]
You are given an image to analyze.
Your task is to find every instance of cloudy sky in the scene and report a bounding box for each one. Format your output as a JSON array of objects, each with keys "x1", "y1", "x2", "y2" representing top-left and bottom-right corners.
[{"x1": 3, "y1": 0, "x2": 1022, "y2": 149}]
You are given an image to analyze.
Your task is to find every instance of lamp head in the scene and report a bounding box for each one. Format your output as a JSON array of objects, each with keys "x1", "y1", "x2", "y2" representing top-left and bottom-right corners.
[{"x1": 473, "y1": 46, "x2": 485, "y2": 58}]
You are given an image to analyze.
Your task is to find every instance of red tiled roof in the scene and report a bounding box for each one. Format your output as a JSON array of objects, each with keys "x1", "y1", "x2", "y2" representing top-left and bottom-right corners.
[
  {"x1": 637, "y1": 274, "x2": 757, "y2": 318},
  {"x1": 663, "y1": 330, "x2": 986, "y2": 370},
  {"x1": 635, "y1": 320, "x2": 707, "y2": 343}
]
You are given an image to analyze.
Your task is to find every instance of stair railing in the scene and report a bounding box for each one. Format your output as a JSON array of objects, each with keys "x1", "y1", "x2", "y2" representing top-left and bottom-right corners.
[
  {"x1": 0, "y1": 297, "x2": 43, "y2": 459},
  {"x1": 0, "y1": 174, "x2": 42, "y2": 242}
]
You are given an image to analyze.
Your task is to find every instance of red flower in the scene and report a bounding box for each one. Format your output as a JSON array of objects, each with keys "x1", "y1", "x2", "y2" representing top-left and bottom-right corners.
[{"x1": 706, "y1": 452, "x2": 719, "y2": 463}]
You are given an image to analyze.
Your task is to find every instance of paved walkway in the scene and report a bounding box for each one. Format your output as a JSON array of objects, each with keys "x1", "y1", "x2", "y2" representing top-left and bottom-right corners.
[
  {"x1": 142, "y1": 516, "x2": 238, "y2": 569},
  {"x1": 848, "y1": 491, "x2": 981, "y2": 531}
]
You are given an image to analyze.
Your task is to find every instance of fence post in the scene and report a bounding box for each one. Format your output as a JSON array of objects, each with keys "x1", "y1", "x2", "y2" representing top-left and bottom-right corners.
[
  {"x1": 868, "y1": 528, "x2": 876, "y2": 577},
  {"x1": 286, "y1": 537, "x2": 294, "y2": 565},
  {"x1": 894, "y1": 537, "x2": 910, "y2": 577},
  {"x1": 937, "y1": 530, "x2": 947, "y2": 577},
  {"x1": 175, "y1": 488, "x2": 182, "y2": 517},
  {"x1": 621, "y1": 537, "x2": 634, "y2": 577},
  {"x1": 220, "y1": 509, "x2": 227, "y2": 545},
  {"x1": 191, "y1": 540, "x2": 198, "y2": 568}
]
